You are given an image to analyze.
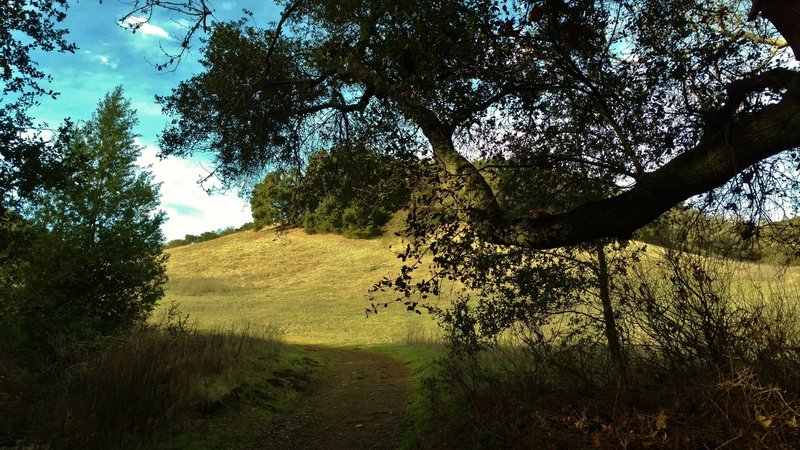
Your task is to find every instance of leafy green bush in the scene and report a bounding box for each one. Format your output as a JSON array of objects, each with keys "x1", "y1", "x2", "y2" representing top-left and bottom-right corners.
[
  {"x1": 303, "y1": 194, "x2": 344, "y2": 234},
  {"x1": 250, "y1": 170, "x2": 300, "y2": 229},
  {"x1": 251, "y1": 142, "x2": 413, "y2": 237},
  {"x1": 341, "y1": 204, "x2": 391, "y2": 238}
]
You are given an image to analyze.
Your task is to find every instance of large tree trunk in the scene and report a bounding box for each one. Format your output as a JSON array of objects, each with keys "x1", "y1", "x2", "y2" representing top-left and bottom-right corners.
[{"x1": 750, "y1": 0, "x2": 800, "y2": 60}]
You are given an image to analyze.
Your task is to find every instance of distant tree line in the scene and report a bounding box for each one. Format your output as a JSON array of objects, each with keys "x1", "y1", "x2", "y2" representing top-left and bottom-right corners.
[{"x1": 164, "y1": 223, "x2": 256, "y2": 249}]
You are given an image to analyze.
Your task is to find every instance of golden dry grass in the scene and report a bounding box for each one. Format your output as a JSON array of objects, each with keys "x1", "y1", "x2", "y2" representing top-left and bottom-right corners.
[
  {"x1": 162, "y1": 227, "x2": 447, "y2": 345},
  {"x1": 163, "y1": 225, "x2": 799, "y2": 346},
  {"x1": 626, "y1": 243, "x2": 800, "y2": 291}
]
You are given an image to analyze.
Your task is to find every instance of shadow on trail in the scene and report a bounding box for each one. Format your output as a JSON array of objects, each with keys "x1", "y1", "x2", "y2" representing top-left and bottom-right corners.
[{"x1": 250, "y1": 346, "x2": 412, "y2": 450}]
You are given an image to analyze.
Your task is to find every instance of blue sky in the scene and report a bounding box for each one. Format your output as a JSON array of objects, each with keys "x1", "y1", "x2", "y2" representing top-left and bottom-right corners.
[{"x1": 28, "y1": 0, "x2": 281, "y2": 241}]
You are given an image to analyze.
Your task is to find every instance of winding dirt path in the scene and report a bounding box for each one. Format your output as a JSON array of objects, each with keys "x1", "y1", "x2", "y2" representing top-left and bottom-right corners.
[{"x1": 251, "y1": 346, "x2": 411, "y2": 450}]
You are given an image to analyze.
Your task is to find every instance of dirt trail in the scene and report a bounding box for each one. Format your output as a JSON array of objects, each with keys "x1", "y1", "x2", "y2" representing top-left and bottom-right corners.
[{"x1": 251, "y1": 346, "x2": 411, "y2": 450}]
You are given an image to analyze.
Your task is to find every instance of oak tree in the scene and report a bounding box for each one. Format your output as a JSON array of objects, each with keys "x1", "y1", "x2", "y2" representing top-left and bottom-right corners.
[
  {"x1": 123, "y1": 0, "x2": 800, "y2": 370},
  {"x1": 151, "y1": 0, "x2": 800, "y2": 250}
]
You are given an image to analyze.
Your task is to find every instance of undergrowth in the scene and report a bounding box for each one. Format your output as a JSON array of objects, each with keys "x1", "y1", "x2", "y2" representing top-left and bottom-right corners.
[
  {"x1": 422, "y1": 346, "x2": 800, "y2": 449},
  {"x1": 417, "y1": 254, "x2": 800, "y2": 449},
  {"x1": 0, "y1": 305, "x2": 289, "y2": 449}
]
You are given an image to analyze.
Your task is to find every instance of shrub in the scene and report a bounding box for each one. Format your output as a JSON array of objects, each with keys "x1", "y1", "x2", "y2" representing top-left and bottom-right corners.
[
  {"x1": 341, "y1": 204, "x2": 391, "y2": 238},
  {"x1": 617, "y1": 250, "x2": 800, "y2": 379},
  {"x1": 43, "y1": 318, "x2": 281, "y2": 448},
  {"x1": 303, "y1": 194, "x2": 344, "y2": 234},
  {"x1": 250, "y1": 142, "x2": 414, "y2": 237},
  {"x1": 421, "y1": 248, "x2": 800, "y2": 448}
]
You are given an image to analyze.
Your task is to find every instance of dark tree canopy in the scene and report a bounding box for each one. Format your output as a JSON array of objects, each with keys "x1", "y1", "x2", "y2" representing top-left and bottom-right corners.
[
  {"x1": 153, "y1": 0, "x2": 800, "y2": 250},
  {"x1": 0, "y1": 0, "x2": 75, "y2": 210}
]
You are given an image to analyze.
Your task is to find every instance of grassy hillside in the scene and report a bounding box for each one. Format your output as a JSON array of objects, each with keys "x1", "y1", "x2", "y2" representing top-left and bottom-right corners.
[
  {"x1": 160, "y1": 227, "x2": 800, "y2": 448},
  {"x1": 162, "y1": 227, "x2": 446, "y2": 448},
  {"x1": 163, "y1": 226, "x2": 800, "y2": 345},
  {"x1": 163, "y1": 227, "x2": 448, "y2": 345}
]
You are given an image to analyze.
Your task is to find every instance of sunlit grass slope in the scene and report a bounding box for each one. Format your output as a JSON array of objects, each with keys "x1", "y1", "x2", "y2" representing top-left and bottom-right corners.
[
  {"x1": 164, "y1": 222, "x2": 800, "y2": 347},
  {"x1": 631, "y1": 243, "x2": 800, "y2": 289},
  {"x1": 163, "y1": 227, "x2": 446, "y2": 345}
]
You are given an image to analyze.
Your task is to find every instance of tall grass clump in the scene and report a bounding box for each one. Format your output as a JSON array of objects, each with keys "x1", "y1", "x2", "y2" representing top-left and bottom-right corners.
[
  {"x1": 9, "y1": 305, "x2": 283, "y2": 449},
  {"x1": 621, "y1": 250, "x2": 800, "y2": 385},
  {"x1": 420, "y1": 250, "x2": 800, "y2": 449}
]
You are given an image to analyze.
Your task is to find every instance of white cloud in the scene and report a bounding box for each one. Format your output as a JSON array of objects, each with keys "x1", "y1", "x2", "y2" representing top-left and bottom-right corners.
[
  {"x1": 80, "y1": 49, "x2": 119, "y2": 69},
  {"x1": 136, "y1": 140, "x2": 252, "y2": 241},
  {"x1": 119, "y1": 16, "x2": 171, "y2": 40},
  {"x1": 98, "y1": 54, "x2": 119, "y2": 69}
]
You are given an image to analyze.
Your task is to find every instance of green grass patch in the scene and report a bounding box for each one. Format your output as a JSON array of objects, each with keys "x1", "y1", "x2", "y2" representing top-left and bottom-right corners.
[{"x1": 155, "y1": 345, "x2": 321, "y2": 450}]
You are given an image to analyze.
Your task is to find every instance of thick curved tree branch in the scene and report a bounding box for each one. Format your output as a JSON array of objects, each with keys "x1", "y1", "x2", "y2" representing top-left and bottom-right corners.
[
  {"x1": 404, "y1": 68, "x2": 800, "y2": 250},
  {"x1": 405, "y1": 103, "x2": 504, "y2": 221},
  {"x1": 406, "y1": 68, "x2": 800, "y2": 250},
  {"x1": 479, "y1": 69, "x2": 800, "y2": 249}
]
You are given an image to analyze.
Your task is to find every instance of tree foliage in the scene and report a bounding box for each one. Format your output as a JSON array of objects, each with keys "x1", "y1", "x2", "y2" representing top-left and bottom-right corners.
[
  {"x1": 154, "y1": 0, "x2": 800, "y2": 247},
  {"x1": 298, "y1": 143, "x2": 413, "y2": 237},
  {"x1": 5, "y1": 88, "x2": 166, "y2": 345},
  {"x1": 250, "y1": 170, "x2": 300, "y2": 229},
  {"x1": 250, "y1": 142, "x2": 413, "y2": 236},
  {"x1": 0, "y1": 0, "x2": 74, "y2": 211}
]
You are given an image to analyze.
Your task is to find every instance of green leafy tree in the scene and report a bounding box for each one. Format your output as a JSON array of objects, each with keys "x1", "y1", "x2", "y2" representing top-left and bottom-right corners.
[
  {"x1": 250, "y1": 170, "x2": 300, "y2": 229},
  {"x1": 251, "y1": 143, "x2": 413, "y2": 236},
  {"x1": 296, "y1": 144, "x2": 412, "y2": 237},
  {"x1": 25, "y1": 87, "x2": 167, "y2": 336}
]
